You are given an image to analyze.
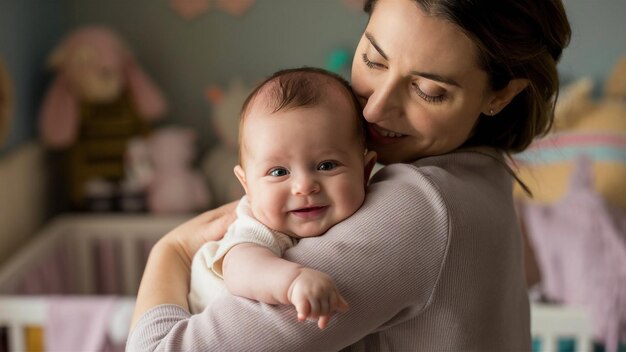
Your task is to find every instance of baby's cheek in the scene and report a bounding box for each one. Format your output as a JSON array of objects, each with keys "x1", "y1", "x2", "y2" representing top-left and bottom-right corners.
[
  {"x1": 252, "y1": 203, "x2": 282, "y2": 231},
  {"x1": 342, "y1": 189, "x2": 366, "y2": 218}
]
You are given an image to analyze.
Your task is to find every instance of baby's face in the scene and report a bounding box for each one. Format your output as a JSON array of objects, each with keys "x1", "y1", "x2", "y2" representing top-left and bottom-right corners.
[{"x1": 235, "y1": 95, "x2": 372, "y2": 238}]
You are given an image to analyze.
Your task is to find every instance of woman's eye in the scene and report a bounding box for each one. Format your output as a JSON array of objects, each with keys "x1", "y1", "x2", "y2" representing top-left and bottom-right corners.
[
  {"x1": 411, "y1": 82, "x2": 446, "y2": 104},
  {"x1": 318, "y1": 161, "x2": 338, "y2": 171},
  {"x1": 362, "y1": 53, "x2": 386, "y2": 69},
  {"x1": 268, "y1": 168, "x2": 289, "y2": 177}
]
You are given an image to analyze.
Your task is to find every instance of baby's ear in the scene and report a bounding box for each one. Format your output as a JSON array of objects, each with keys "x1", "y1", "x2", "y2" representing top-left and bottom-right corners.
[
  {"x1": 233, "y1": 165, "x2": 249, "y2": 194},
  {"x1": 363, "y1": 150, "x2": 377, "y2": 185}
]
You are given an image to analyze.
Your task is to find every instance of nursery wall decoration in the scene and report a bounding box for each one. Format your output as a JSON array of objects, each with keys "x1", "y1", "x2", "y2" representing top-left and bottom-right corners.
[
  {"x1": 342, "y1": 0, "x2": 365, "y2": 12},
  {"x1": 0, "y1": 58, "x2": 13, "y2": 148},
  {"x1": 326, "y1": 48, "x2": 351, "y2": 75},
  {"x1": 170, "y1": 0, "x2": 255, "y2": 20},
  {"x1": 169, "y1": 0, "x2": 210, "y2": 20},
  {"x1": 38, "y1": 26, "x2": 168, "y2": 210}
]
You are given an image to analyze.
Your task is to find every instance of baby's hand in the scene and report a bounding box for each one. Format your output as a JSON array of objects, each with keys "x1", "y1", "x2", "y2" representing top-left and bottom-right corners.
[{"x1": 287, "y1": 268, "x2": 349, "y2": 329}]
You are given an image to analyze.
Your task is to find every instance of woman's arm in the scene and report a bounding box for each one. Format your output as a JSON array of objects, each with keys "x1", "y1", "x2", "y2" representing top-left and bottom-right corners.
[
  {"x1": 128, "y1": 164, "x2": 449, "y2": 351},
  {"x1": 130, "y1": 200, "x2": 237, "y2": 329}
]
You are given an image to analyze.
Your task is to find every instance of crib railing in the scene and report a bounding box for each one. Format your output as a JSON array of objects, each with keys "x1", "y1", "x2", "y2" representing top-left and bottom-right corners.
[
  {"x1": 531, "y1": 302, "x2": 593, "y2": 352},
  {"x1": 0, "y1": 214, "x2": 190, "y2": 352}
]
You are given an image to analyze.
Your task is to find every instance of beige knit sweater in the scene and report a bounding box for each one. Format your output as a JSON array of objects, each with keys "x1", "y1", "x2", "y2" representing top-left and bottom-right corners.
[{"x1": 127, "y1": 148, "x2": 531, "y2": 352}]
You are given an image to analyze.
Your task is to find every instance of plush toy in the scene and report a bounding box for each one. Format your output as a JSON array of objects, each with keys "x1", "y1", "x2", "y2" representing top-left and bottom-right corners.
[
  {"x1": 170, "y1": 0, "x2": 255, "y2": 19},
  {"x1": 147, "y1": 126, "x2": 211, "y2": 214},
  {"x1": 0, "y1": 57, "x2": 12, "y2": 147},
  {"x1": 38, "y1": 26, "x2": 168, "y2": 209},
  {"x1": 201, "y1": 79, "x2": 251, "y2": 206},
  {"x1": 513, "y1": 56, "x2": 626, "y2": 210}
]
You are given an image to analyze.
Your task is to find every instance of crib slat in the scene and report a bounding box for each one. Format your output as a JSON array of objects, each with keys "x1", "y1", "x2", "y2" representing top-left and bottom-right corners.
[
  {"x1": 7, "y1": 323, "x2": 24, "y2": 352},
  {"x1": 75, "y1": 231, "x2": 97, "y2": 295},
  {"x1": 531, "y1": 303, "x2": 592, "y2": 352},
  {"x1": 0, "y1": 297, "x2": 46, "y2": 352},
  {"x1": 121, "y1": 236, "x2": 139, "y2": 295}
]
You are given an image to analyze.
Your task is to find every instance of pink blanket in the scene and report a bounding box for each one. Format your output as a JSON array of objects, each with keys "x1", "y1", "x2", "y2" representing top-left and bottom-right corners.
[
  {"x1": 519, "y1": 157, "x2": 626, "y2": 352},
  {"x1": 45, "y1": 296, "x2": 126, "y2": 351}
]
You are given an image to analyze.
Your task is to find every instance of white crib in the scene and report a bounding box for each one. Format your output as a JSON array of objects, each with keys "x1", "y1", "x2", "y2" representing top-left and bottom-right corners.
[
  {"x1": 0, "y1": 215, "x2": 595, "y2": 352},
  {"x1": 0, "y1": 214, "x2": 189, "y2": 351}
]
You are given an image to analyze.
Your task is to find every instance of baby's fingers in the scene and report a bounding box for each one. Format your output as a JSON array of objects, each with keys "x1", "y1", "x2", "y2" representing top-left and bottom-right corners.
[
  {"x1": 293, "y1": 296, "x2": 311, "y2": 322},
  {"x1": 318, "y1": 315, "x2": 331, "y2": 329},
  {"x1": 336, "y1": 294, "x2": 349, "y2": 312}
]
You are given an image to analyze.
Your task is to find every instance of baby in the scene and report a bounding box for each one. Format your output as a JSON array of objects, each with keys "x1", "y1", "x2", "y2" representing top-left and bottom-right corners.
[{"x1": 188, "y1": 67, "x2": 376, "y2": 329}]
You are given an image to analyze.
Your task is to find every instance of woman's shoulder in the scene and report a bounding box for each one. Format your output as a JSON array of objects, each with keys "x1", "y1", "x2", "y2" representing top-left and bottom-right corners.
[
  {"x1": 375, "y1": 147, "x2": 509, "y2": 192},
  {"x1": 371, "y1": 147, "x2": 501, "y2": 185},
  {"x1": 366, "y1": 147, "x2": 511, "y2": 221}
]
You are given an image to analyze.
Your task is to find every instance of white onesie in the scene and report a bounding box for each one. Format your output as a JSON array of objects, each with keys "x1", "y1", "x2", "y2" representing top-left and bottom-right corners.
[{"x1": 188, "y1": 196, "x2": 297, "y2": 314}]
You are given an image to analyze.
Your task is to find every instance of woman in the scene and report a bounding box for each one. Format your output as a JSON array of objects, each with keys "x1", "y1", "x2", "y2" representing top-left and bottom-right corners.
[{"x1": 128, "y1": 0, "x2": 571, "y2": 350}]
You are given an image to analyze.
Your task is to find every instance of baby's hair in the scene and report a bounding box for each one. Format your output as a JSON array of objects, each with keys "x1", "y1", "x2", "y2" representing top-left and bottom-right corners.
[{"x1": 238, "y1": 67, "x2": 366, "y2": 163}]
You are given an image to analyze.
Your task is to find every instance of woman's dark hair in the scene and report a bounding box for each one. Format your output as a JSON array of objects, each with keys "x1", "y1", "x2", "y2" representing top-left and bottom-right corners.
[{"x1": 364, "y1": 0, "x2": 571, "y2": 153}]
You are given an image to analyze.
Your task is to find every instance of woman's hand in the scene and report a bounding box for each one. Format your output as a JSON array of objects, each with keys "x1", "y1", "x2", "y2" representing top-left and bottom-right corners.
[
  {"x1": 130, "y1": 200, "x2": 238, "y2": 329},
  {"x1": 167, "y1": 200, "x2": 238, "y2": 264}
]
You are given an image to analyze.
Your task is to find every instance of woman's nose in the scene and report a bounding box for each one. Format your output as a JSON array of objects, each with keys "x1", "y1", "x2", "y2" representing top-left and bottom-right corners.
[
  {"x1": 362, "y1": 77, "x2": 402, "y2": 123},
  {"x1": 291, "y1": 174, "x2": 320, "y2": 196}
]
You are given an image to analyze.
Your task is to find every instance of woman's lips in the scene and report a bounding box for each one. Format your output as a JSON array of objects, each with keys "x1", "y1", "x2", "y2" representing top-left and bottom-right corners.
[
  {"x1": 367, "y1": 124, "x2": 405, "y2": 146},
  {"x1": 290, "y1": 206, "x2": 328, "y2": 219}
]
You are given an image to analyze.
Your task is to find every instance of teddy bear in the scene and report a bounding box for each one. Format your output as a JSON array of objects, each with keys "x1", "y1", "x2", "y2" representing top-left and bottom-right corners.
[
  {"x1": 38, "y1": 26, "x2": 168, "y2": 210},
  {"x1": 200, "y1": 79, "x2": 251, "y2": 207},
  {"x1": 0, "y1": 57, "x2": 12, "y2": 148},
  {"x1": 512, "y1": 55, "x2": 626, "y2": 210},
  {"x1": 146, "y1": 126, "x2": 211, "y2": 214}
]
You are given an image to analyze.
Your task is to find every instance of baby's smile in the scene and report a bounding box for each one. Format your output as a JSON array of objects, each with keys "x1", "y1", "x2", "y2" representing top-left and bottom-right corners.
[{"x1": 289, "y1": 205, "x2": 329, "y2": 220}]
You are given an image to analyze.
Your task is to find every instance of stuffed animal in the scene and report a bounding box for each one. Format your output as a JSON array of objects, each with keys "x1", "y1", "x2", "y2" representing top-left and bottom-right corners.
[
  {"x1": 147, "y1": 126, "x2": 211, "y2": 214},
  {"x1": 0, "y1": 57, "x2": 12, "y2": 147},
  {"x1": 201, "y1": 79, "x2": 251, "y2": 206},
  {"x1": 513, "y1": 56, "x2": 626, "y2": 210},
  {"x1": 38, "y1": 26, "x2": 168, "y2": 209}
]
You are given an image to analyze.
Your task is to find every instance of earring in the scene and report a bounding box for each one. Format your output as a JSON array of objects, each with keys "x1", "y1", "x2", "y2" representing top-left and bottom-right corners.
[{"x1": 489, "y1": 109, "x2": 495, "y2": 116}]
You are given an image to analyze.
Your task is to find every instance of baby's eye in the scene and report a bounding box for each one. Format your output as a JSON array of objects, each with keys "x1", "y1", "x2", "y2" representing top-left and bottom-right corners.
[
  {"x1": 318, "y1": 161, "x2": 338, "y2": 171},
  {"x1": 269, "y1": 168, "x2": 289, "y2": 177}
]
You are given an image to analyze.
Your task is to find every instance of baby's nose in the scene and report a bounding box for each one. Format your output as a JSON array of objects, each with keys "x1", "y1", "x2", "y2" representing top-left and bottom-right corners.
[{"x1": 291, "y1": 175, "x2": 320, "y2": 196}]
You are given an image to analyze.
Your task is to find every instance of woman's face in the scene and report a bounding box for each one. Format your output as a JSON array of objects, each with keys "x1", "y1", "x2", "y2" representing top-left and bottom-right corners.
[{"x1": 351, "y1": 0, "x2": 494, "y2": 163}]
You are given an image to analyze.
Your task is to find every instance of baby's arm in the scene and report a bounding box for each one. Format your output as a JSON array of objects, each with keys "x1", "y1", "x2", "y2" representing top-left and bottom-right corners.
[{"x1": 222, "y1": 243, "x2": 348, "y2": 329}]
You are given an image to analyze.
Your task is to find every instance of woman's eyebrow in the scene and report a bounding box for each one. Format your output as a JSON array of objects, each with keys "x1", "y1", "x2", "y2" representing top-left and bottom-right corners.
[
  {"x1": 410, "y1": 71, "x2": 461, "y2": 87},
  {"x1": 366, "y1": 32, "x2": 460, "y2": 87},
  {"x1": 365, "y1": 32, "x2": 388, "y2": 60}
]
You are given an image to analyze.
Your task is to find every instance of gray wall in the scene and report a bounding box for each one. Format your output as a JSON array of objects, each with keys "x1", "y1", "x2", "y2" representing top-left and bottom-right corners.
[
  {"x1": 0, "y1": 0, "x2": 66, "y2": 154},
  {"x1": 560, "y1": 0, "x2": 626, "y2": 86},
  {"x1": 65, "y1": 0, "x2": 367, "y2": 151},
  {"x1": 1, "y1": 0, "x2": 625, "y2": 153}
]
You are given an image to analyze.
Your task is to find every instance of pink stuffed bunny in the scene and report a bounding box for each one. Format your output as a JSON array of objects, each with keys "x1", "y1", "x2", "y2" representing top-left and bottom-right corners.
[{"x1": 147, "y1": 127, "x2": 211, "y2": 214}]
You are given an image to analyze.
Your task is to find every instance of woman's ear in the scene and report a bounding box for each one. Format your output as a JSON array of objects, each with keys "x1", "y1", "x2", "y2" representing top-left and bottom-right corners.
[
  {"x1": 363, "y1": 150, "x2": 377, "y2": 185},
  {"x1": 233, "y1": 165, "x2": 249, "y2": 194},
  {"x1": 484, "y1": 78, "x2": 530, "y2": 115}
]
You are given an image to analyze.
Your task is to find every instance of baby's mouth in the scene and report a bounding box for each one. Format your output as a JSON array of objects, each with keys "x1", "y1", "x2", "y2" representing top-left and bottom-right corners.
[{"x1": 290, "y1": 206, "x2": 328, "y2": 219}]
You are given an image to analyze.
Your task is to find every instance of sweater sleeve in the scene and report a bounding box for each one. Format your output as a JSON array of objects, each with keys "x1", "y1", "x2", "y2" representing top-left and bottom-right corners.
[{"x1": 127, "y1": 164, "x2": 450, "y2": 352}]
